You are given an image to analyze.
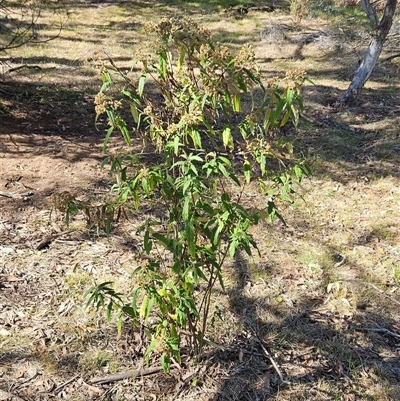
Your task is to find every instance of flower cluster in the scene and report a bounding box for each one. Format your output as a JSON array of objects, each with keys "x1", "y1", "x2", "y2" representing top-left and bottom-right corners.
[{"x1": 94, "y1": 91, "x2": 121, "y2": 116}]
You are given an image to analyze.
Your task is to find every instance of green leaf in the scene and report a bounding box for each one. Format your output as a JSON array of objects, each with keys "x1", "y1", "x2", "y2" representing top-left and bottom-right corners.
[
  {"x1": 279, "y1": 193, "x2": 294, "y2": 203},
  {"x1": 198, "y1": 199, "x2": 214, "y2": 216},
  {"x1": 285, "y1": 88, "x2": 294, "y2": 107},
  {"x1": 294, "y1": 164, "x2": 303, "y2": 181},
  {"x1": 117, "y1": 314, "x2": 123, "y2": 334},
  {"x1": 158, "y1": 53, "x2": 167, "y2": 81},
  {"x1": 228, "y1": 239, "x2": 238, "y2": 258},
  {"x1": 130, "y1": 103, "x2": 139, "y2": 123},
  {"x1": 140, "y1": 295, "x2": 149, "y2": 318},
  {"x1": 138, "y1": 74, "x2": 146, "y2": 96},
  {"x1": 142, "y1": 177, "x2": 150, "y2": 196},
  {"x1": 189, "y1": 129, "x2": 202, "y2": 149},
  {"x1": 118, "y1": 118, "x2": 131, "y2": 146},
  {"x1": 144, "y1": 229, "x2": 152, "y2": 254},
  {"x1": 144, "y1": 336, "x2": 158, "y2": 361},
  {"x1": 280, "y1": 110, "x2": 290, "y2": 127},
  {"x1": 239, "y1": 123, "x2": 248, "y2": 140},
  {"x1": 272, "y1": 99, "x2": 286, "y2": 124},
  {"x1": 193, "y1": 263, "x2": 207, "y2": 281},
  {"x1": 243, "y1": 160, "x2": 251, "y2": 184},
  {"x1": 259, "y1": 154, "x2": 267, "y2": 176},
  {"x1": 232, "y1": 93, "x2": 241, "y2": 112},
  {"x1": 177, "y1": 46, "x2": 186, "y2": 72},
  {"x1": 290, "y1": 104, "x2": 300, "y2": 126},
  {"x1": 145, "y1": 296, "x2": 155, "y2": 321},
  {"x1": 243, "y1": 67, "x2": 264, "y2": 90},
  {"x1": 182, "y1": 177, "x2": 192, "y2": 194},
  {"x1": 222, "y1": 127, "x2": 233, "y2": 149},
  {"x1": 103, "y1": 126, "x2": 114, "y2": 152},
  {"x1": 160, "y1": 353, "x2": 170, "y2": 372},
  {"x1": 167, "y1": 335, "x2": 180, "y2": 354},
  {"x1": 100, "y1": 70, "x2": 112, "y2": 92},
  {"x1": 106, "y1": 301, "x2": 113, "y2": 321},
  {"x1": 122, "y1": 305, "x2": 138, "y2": 319},
  {"x1": 153, "y1": 232, "x2": 173, "y2": 252},
  {"x1": 267, "y1": 200, "x2": 285, "y2": 225},
  {"x1": 100, "y1": 156, "x2": 109, "y2": 170},
  {"x1": 237, "y1": 74, "x2": 247, "y2": 92},
  {"x1": 167, "y1": 136, "x2": 183, "y2": 156},
  {"x1": 182, "y1": 197, "x2": 190, "y2": 221}
]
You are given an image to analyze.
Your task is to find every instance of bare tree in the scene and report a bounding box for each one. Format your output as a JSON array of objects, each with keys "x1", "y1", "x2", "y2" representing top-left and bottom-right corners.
[
  {"x1": 337, "y1": 0, "x2": 398, "y2": 105},
  {"x1": 0, "y1": 0, "x2": 67, "y2": 52}
]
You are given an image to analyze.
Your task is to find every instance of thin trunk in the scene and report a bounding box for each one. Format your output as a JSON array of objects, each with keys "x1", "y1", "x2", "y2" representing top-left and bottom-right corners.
[
  {"x1": 361, "y1": 0, "x2": 379, "y2": 27},
  {"x1": 337, "y1": 0, "x2": 397, "y2": 105}
]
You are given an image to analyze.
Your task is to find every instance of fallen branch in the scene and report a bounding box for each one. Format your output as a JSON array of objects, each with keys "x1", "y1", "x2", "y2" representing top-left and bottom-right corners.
[
  {"x1": 6, "y1": 64, "x2": 42, "y2": 74},
  {"x1": 223, "y1": 5, "x2": 281, "y2": 14},
  {"x1": 0, "y1": 190, "x2": 33, "y2": 199},
  {"x1": 89, "y1": 366, "x2": 164, "y2": 385}
]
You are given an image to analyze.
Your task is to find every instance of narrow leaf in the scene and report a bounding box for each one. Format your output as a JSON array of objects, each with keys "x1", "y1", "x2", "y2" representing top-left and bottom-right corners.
[
  {"x1": 130, "y1": 103, "x2": 139, "y2": 122},
  {"x1": 138, "y1": 74, "x2": 146, "y2": 96},
  {"x1": 243, "y1": 160, "x2": 251, "y2": 184},
  {"x1": 103, "y1": 126, "x2": 114, "y2": 152},
  {"x1": 177, "y1": 46, "x2": 186, "y2": 72},
  {"x1": 222, "y1": 127, "x2": 233, "y2": 149},
  {"x1": 144, "y1": 229, "x2": 152, "y2": 253},
  {"x1": 232, "y1": 93, "x2": 241, "y2": 112},
  {"x1": 140, "y1": 295, "x2": 149, "y2": 318}
]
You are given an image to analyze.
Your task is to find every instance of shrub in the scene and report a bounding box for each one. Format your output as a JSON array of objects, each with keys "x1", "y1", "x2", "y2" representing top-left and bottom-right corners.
[{"x1": 87, "y1": 17, "x2": 309, "y2": 371}]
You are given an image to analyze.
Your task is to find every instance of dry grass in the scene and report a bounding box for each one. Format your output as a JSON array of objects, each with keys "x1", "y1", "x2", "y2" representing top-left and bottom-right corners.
[{"x1": 1, "y1": 1, "x2": 400, "y2": 400}]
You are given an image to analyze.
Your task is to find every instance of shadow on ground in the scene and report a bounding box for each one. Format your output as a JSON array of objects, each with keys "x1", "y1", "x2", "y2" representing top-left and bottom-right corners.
[{"x1": 208, "y1": 250, "x2": 400, "y2": 401}]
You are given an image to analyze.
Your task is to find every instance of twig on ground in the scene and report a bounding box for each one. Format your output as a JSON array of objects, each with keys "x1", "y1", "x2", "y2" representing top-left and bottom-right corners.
[
  {"x1": 6, "y1": 64, "x2": 42, "y2": 74},
  {"x1": 15, "y1": 372, "x2": 39, "y2": 389},
  {"x1": 254, "y1": 336, "x2": 287, "y2": 384},
  {"x1": 89, "y1": 366, "x2": 165, "y2": 385},
  {"x1": 0, "y1": 190, "x2": 33, "y2": 199},
  {"x1": 0, "y1": 87, "x2": 12, "y2": 96},
  {"x1": 36, "y1": 230, "x2": 75, "y2": 250},
  {"x1": 53, "y1": 374, "x2": 80, "y2": 393},
  {"x1": 99, "y1": 386, "x2": 114, "y2": 401},
  {"x1": 363, "y1": 327, "x2": 400, "y2": 340},
  {"x1": 367, "y1": 282, "x2": 400, "y2": 307},
  {"x1": 223, "y1": 5, "x2": 282, "y2": 14},
  {"x1": 246, "y1": 326, "x2": 287, "y2": 384}
]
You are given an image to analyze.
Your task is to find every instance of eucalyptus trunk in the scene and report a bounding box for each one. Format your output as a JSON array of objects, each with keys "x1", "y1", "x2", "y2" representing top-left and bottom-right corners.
[{"x1": 338, "y1": 0, "x2": 397, "y2": 105}]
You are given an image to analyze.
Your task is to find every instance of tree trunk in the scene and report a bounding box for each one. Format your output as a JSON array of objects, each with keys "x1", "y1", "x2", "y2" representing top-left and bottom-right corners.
[{"x1": 337, "y1": 0, "x2": 397, "y2": 105}]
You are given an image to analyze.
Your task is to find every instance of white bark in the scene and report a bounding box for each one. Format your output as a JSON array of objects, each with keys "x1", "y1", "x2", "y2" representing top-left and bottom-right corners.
[
  {"x1": 361, "y1": 0, "x2": 379, "y2": 28},
  {"x1": 338, "y1": 0, "x2": 397, "y2": 105}
]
